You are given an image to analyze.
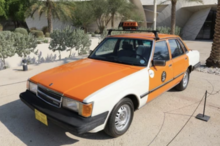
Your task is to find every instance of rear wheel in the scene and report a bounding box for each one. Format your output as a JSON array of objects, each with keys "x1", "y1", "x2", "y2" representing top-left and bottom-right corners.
[
  {"x1": 175, "y1": 69, "x2": 189, "y2": 91},
  {"x1": 104, "y1": 98, "x2": 134, "y2": 138}
]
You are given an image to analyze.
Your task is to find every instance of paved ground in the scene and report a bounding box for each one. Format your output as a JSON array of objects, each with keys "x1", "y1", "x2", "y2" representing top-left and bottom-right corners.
[{"x1": 0, "y1": 41, "x2": 220, "y2": 146}]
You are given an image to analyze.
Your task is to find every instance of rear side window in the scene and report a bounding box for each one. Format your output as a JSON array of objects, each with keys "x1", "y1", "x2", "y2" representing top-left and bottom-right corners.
[
  {"x1": 178, "y1": 39, "x2": 188, "y2": 52},
  {"x1": 153, "y1": 41, "x2": 170, "y2": 61},
  {"x1": 168, "y1": 39, "x2": 184, "y2": 58}
]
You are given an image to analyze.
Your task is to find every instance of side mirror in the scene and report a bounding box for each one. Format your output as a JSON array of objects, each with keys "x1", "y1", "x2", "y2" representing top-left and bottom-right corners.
[{"x1": 152, "y1": 60, "x2": 166, "y2": 66}]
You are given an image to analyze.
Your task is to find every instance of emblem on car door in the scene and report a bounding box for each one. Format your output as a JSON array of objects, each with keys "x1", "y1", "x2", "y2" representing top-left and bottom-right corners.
[
  {"x1": 161, "y1": 71, "x2": 166, "y2": 82},
  {"x1": 49, "y1": 83, "x2": 53, "y2": 86}
]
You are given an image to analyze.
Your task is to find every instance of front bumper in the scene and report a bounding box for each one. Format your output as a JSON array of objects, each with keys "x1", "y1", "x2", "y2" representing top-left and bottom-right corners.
[{"x1": 19, "y1": 90, "x2": 108, "y2": 134}]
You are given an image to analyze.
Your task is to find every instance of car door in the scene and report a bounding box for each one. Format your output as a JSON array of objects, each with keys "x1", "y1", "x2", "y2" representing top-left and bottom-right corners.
[
  {"x1": 168, "y1": 39, "x2": 189, "y2": 85},
  {"x1": 147, "y1": 40, "x2": 174, "y2": 102}
]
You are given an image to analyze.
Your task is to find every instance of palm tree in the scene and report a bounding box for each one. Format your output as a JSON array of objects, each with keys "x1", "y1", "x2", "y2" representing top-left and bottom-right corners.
[
  {"x1": 27, "y1": 0, "x2": 75, "y2": 33},
  {"x1": 0, "y1": 0, "x2": 6, "y2": 18},
  {"x1": 162, "y1": 0, "x2": 203, "y2": 34},
  {"x1": 130, "y1": 0, "x2": 147, "y2": 27},
  {"x1": 206, "y1": 0, "x2": 220, "y2": 67},
  {"x1": 108, "y1": 0, "x2": 139, "y2": 28}
]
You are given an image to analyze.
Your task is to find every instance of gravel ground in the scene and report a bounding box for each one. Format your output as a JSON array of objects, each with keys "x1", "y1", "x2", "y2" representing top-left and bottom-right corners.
[{"x1": 196, "y1": 66, "x2": 220, "y2": 76}]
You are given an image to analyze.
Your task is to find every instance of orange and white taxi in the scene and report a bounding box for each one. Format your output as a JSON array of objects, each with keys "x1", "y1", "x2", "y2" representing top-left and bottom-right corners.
[{"x1": 20, "y1": 25, "x2": 200, "y2": 137}]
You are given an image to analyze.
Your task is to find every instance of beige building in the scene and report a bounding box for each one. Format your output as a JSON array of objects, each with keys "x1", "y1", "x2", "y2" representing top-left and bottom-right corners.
[{"x1": 142, "y1": 0, "x2": 218, "y2": 40}]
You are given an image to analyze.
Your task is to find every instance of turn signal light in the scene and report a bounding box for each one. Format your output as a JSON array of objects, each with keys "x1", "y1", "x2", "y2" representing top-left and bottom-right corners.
[{"x1": 81, "y1": 103, "x2": 93, "y2": 117}]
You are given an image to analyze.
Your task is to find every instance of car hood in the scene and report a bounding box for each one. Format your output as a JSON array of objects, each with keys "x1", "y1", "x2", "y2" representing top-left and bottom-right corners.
[{"x1": 30, "y1": 58, "x2": 143, "y2": 102}]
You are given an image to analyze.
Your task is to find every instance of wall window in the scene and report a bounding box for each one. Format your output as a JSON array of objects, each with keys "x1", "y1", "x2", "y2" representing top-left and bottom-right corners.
[
  {"x1": 153, "y1": 41, "x2": 170, "y2": 61},
  {"x1": 168, "y1": 39, "x2": 184, "y2": 58}
]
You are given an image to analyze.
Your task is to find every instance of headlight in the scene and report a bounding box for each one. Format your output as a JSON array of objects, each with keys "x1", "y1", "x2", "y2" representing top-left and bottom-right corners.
[
  {"x1": 27, "y1": 80, "x2": 38, "y2": 94},
  {"x1": 62, "y1": 97, "x2": 93, "y2": 117},
  {"x1": 62, "y1": 97, "x2": 79, "y2": 112}
]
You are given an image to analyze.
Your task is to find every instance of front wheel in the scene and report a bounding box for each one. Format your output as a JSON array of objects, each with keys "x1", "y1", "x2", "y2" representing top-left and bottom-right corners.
[
  {"x1": 175, "y1": 69, "x2": 189, "y2": 91},
  {"x1": 104, "y1": 98, "x2": 134, "y2": 138}
]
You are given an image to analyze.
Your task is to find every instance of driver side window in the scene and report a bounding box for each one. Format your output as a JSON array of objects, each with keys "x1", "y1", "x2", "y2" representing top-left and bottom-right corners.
[{"x1": 153, "y1": 41, "x2": 170, "y2": 61}]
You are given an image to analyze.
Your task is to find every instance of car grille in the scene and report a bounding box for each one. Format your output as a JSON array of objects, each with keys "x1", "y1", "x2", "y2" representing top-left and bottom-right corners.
[{"x1": 37, "y1": 85, "x2": 63, "y2": 108}]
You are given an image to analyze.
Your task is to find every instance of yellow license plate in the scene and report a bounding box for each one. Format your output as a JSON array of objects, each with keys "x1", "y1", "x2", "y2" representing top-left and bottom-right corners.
[{"x1": 35, "y1": 109, "x2": 48, "y2": 126}]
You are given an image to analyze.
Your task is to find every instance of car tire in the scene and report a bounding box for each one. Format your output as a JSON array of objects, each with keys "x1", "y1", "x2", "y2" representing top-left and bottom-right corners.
[
  {"x1": 175, "y1": 69, "x2": 189, "y2": 91},
  {"x1": 104, "y1": 98, "x2": 134, "y2": 138}
]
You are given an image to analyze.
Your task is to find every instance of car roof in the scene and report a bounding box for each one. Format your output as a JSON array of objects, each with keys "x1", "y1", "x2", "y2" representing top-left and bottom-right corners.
[{"x1": 108, "y1": 33, "x2": 179, "y2": 41}]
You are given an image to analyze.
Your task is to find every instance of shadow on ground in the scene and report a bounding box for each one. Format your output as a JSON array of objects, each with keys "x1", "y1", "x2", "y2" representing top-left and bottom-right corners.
[{"x1": 0, "y1": 99, "x2": 111, "y2": 146}]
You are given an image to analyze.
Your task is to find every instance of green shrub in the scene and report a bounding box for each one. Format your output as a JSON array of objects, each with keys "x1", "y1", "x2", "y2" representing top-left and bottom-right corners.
[
  {"x1": 30, "y1": 30, "x2": 45, "y2": 38},
  {"x1": 0, "y1": 31, "x2": 16, "y2": 68},
  {"x1": 91, "y1": 32, "x2": 95, "y2": 37},
  {"x1": 43, "y1": 39, "x2": 49, "y2": 43},
  {"x1": 144, "y1": 26, "x2": 181, "y2": 36},
  {"x1": 50, "y1": 27, "x2": 91, "y2": 59},
  {"x1": 94, "y1": 30, "x2": 100, "y2": 34},
  {"x1": 30, "y1": 27, "x2": 37, "y2": 31},
  {"x1": 14, "y1": 33, "x2": 38, "y2": 58},
  {"x1": 45, "y1": 32, "x2": 50, "y2": 38},
  {"x1": 0, "y1": 24, "x2": 3, "y2": 31},
  {"x1": 42, "y1": 26, "x2": 49, "y2": 34},
  {"x1": 0, "y1": 31, "x2": 12, "y2": 34},
  {"x1": 14, "y1": 28, "x2": 28, "y2": 35}
]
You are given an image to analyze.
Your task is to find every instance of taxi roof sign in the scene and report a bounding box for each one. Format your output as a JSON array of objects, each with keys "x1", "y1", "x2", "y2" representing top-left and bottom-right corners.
[{"x1": 118, "y1": 21, "x2": 138, "y2": 30}]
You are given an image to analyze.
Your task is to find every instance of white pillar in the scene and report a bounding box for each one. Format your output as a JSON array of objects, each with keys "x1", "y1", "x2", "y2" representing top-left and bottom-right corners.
[{"x1": 153, "y1": 0, "x2": 157, "y2": 30}]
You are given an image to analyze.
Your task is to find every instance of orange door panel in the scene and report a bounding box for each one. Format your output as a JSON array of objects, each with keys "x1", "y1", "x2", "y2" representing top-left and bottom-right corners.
[
  {"x1": 172, "y1": 54, "x2": 189, "y2": 83},
  {"x1": 147, "y1": 60, "x2": 173, "y2": 102},
  {"x1": 168, "y1": 38, "x2": 189, "y2": 84}
]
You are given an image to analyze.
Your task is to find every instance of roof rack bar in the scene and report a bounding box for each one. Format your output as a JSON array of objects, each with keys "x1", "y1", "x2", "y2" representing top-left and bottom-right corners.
[{"x1": 107, "y1": 29, "x2": 160, "y2": 40}]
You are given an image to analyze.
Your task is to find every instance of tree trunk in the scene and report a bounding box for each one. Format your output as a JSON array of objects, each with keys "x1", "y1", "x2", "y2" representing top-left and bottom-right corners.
[
  {"x1": 69, "y1": 50, "x2": 72, "y2": 58},
  {"x1": 59, "y1": 50, "x2": 61, "y2": 60},
  {"x1": 47, "y1": 0, "x2": 53, "y2": 33},
  {"x1": 171, "y1": 0, "x2": 176, "y2": 35},
  {"x1": 111, "y1": 13, "x2": 115, "y2": 28},
  {"x1": 206, "y1": 0, "x2": 220, "y2": 67},
  {"x1": 2, "y1": 58, "x2": 6, "y2": 69}
]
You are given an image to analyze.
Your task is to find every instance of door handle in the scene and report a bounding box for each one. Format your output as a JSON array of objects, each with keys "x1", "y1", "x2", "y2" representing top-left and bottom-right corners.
[
  {"x1": 169, "y1": 64, "x2": 172, "y2": 67},
  {"x1": 185, "y1": 57, "x2": 188, "y2": 60}
]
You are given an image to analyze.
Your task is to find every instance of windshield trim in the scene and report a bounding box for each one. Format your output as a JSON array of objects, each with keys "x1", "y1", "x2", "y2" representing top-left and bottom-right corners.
[{"x1": 88, "y1": 37, "x2": 154, "y2": 67}]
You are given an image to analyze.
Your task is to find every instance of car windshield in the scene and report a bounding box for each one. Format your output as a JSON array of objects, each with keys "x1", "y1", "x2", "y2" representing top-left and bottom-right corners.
[{"x1": 89, "y1": 38, "x2": 153, "y2": 66}]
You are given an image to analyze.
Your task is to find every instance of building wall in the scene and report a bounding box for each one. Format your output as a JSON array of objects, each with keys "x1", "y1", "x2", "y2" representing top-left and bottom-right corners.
[
  {"x1": 181, "y1": 8, "x2": 211, "y2": 40},
  {"x1": 25, "y1": 12, "x2": 72, "y2": 31},
  {"x1": 142, "y1": 0, "x2": 217, "y2": 40}
]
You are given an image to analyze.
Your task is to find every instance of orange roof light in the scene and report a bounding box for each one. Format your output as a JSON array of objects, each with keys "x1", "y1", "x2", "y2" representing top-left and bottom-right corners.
[{"x1": 118, "y1": 21, "x2": 139, "y2": 30}]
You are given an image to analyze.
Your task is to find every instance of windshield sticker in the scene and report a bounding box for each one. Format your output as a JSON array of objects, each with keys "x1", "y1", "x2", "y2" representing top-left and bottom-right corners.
[
  {"x1": 149, "y1": 70, "x2": 155, "y2": 78},
  {"x1": 140, "y1": 60, "x2": 145, "y2": 64}
]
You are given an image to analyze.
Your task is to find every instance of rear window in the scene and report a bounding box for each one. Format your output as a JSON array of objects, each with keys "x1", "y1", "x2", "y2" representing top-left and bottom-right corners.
[{"x1": 168, "y1": 39, "x2": 184, "y2": 58}]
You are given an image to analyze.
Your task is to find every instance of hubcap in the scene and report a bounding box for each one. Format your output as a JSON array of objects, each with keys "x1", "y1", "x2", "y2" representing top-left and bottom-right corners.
[
  {"x1": 115, "y1": 104, "x2": 131, "y2": 131},
  {"x1": 183, "y1": 72, "x2": 188, "y2": 87}
]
